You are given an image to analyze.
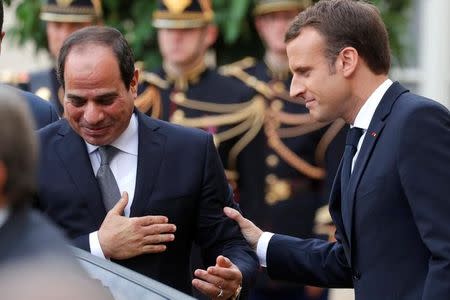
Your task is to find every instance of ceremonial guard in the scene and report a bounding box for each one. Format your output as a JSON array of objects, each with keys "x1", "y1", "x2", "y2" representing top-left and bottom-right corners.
[
  {"x1": 219, "y1": 1, "x2": 346, "y2": 299},
  {"x1": 27, "y1": 0, "x2": 102, "y2": 116},
  {"x1": 137, "y1": 0, "x2": 259, "y2": 180}
]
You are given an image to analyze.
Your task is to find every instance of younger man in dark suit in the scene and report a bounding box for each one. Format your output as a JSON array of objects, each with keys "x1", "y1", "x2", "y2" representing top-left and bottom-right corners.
[
  {"x1": 36, "y1": 26, "x2": 257, "y2": 299},
  {"x1": 225, "y1": 0, "x2": 450, "y2": 299}
]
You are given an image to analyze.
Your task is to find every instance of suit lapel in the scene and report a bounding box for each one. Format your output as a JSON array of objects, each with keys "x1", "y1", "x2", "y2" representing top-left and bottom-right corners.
[
  {"x1": 130, "y1": 112, "x2": 166, "y2": 217},
  {"x1": 345, "y1": 82, "x2": 408, "y2": 246},
  {"x1": 55, "y1": 121, "x2": 106, "y2": 223}
]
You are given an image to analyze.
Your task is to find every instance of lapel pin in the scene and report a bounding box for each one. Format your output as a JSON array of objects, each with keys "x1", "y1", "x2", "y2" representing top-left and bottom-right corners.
[{"x1": 371, "y1": 131, "x2": 377, "y2": 137}]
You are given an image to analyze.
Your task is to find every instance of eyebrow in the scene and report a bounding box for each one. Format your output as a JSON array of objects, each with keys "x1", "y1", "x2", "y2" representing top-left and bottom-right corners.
[
  {"x1": 66, "y1": 91, "x2": 119, "y2": 101},
  {"x1": 293, "y1": 66, "x2": 311, "y2": 73}
]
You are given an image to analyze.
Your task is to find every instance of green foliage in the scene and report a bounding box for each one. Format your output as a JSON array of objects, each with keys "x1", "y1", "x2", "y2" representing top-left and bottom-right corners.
[
  {"x1": 370, "y1": 0, "x2": 412, "y2": 65},
  {"x1": 5, "y1": 0, "x2": 411, "y2": 69}
]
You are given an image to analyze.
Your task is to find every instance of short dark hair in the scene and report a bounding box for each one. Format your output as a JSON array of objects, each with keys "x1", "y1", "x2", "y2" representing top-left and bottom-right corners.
[
  {"x1": 285, "y1": 0, "x2": 390, "y2": 75},
  {"x1": 57, "y1": 26, "x2": 135, "y2": 90},
  {"x1": 0, "y1": 86, "x2": 38, "y2": 210}
]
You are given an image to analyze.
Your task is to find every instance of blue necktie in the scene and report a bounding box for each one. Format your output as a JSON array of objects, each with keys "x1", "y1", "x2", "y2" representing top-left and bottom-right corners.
[
  {"x1": 341, "y1": 127, "x2": 364, "y2": 237},
  {"x1": 96, "y1": 145, "x2": 121, "y2": 211}
]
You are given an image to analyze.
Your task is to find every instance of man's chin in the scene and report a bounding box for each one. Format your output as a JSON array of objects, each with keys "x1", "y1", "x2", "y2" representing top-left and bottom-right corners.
[
  {"x1": 309, "y1": 110, "x2": 333, "y2": 123},
  {"x1": 81, "y1": 133, "x2": 113, "y2": 146}
]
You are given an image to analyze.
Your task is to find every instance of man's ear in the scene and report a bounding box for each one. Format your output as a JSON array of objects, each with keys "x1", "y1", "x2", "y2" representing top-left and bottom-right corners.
[
  {"x1": 338, "y1": 47, "x2": 358, "y2": 77},
  {"x1": 130, "y1": 69, "x2": 139, "y2": 97},
  {"x1": 254, "y1": 17, "x2": 263, "y2": 33},
  {"x1": 205, "y1": 25, "x2": 218, "y2": 48}
]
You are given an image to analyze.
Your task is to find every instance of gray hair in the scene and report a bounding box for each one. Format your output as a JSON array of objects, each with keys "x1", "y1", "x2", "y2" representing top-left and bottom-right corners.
[{"x1": 0, "y1": 86, "x2": 37, "y2": 209}]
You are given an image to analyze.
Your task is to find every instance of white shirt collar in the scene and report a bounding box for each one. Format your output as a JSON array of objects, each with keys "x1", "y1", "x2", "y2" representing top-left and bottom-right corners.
[
  {"x1": 0, "y1": 207, "x2": 10, "y2": 229},
  {"x1": 353, "y1": 79, "x2": 393, "y2": 130},
  {"x1": 85, "y1": 113, "x2": 139, "y2": 156}
]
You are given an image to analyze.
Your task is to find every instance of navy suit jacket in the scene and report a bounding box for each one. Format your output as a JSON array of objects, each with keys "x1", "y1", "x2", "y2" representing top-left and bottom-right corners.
[
  {"x1": 265, "y1": 82, "x2": 450, "y2": 299},
  {"x1": 36, "y1": 111, "x2": 258, "y2": 295},
  {"x1": 0, "y1": 208, "x2": 74, "y2": 264},
  {"x1": 22, "y1": 90, "x2": 58, "y2": 129}
]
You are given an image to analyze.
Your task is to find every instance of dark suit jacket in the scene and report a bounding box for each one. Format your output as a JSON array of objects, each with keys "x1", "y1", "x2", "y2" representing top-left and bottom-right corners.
[
  {"x1": 265, "y1": 82, "x2": 450, "y2": 299},
  {"x1": 22, "y1": 90, "x2": 59, "y2": 129},
  {"x1": 0, "y1": 84, "x2": 58, "y2": 129},
  {"x1": 36, "y1": 111, "x2": 258, "y2": 295},
  {"x1": 0, "y1": 207, "x2": 77, "y2": 265},
  {"x1": 0, "y1": 207, "x2": 113, "y2": 299}
]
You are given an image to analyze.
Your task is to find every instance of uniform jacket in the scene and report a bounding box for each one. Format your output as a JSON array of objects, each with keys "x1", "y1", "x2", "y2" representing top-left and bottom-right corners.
[
  {"x1": 28, "y1": 68, "x2": 64, "y2": 117},
  {"x1": 22, "y1": 90, "x2": 59, "y2": 129}
]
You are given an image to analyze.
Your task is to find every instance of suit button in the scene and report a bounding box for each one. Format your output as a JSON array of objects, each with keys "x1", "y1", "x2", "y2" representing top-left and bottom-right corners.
[{"x1": 353, "y1": 271, "x2": 361, "y2": 280}]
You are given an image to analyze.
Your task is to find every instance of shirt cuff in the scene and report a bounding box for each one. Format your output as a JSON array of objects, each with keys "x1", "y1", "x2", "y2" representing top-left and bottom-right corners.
[
  {"x1": 89, "y1": 231, "x2": 107, "y2": 259},
  {"x1": 256, "y1": 232, "x2": 274, "y2": 267}
]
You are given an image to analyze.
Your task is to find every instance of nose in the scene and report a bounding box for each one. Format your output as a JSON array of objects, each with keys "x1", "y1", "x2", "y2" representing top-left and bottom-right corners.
[
  {"x1": 289, "y1": 74, "x2": 306, "y2": 99},
  {"x1": 83, "y1": 102, "x2": 104, "y2": 125},
  {"x1": 172, "y1": 29, "x2": 185, "y2": 42}
]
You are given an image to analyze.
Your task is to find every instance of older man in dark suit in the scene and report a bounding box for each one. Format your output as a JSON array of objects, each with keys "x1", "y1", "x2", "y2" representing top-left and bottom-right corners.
[
  {"x1": 36, "y1": 26, "x2": 257, "y2": 299},
  {"x1": 225, "y1": 1, "x2": 450, "y2": 299}
]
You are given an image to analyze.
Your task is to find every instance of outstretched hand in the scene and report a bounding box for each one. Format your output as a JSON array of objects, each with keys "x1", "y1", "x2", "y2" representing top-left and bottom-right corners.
[{"x1": 192, "y1": 255, "x2": 242, "y2": 300}]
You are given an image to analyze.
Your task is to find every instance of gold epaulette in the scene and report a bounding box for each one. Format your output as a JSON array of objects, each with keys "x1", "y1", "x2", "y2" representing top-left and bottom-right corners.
[
  {"x1": 135, "y1": 84, "x2": 162, "y2": 118},
  {"x1": 220, "y1": 57, "x2": 257, "y2": 71},
  {"x1": 139, "y1": 71, "x2": 169, "y2": 90},
  {"x1": 219, "y1": 57, "x2": 273, "y2": 98},
  {"x1": 0, "y1": 71, "x2": 29, "y2": 85}
]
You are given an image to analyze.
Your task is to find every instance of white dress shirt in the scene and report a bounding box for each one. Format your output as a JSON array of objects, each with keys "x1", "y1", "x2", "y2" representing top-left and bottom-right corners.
[
  {"x1": 86, "y1": 113, "x2": 139, "y2": 258},
  {"x1": 256, "y1": 79, "x2": 394, "y2": 267}
]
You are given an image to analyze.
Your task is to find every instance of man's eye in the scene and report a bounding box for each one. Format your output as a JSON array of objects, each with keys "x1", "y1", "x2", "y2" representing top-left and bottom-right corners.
[
  {"x1": 69, "y1": 98, "x2": 85, "y2": 107},
  {"x1": 300, "y1": 70, "x2": 311, "y2": 77},
  {"x1": 99, "y1": 97, "x2": 116, "y2": 105}
]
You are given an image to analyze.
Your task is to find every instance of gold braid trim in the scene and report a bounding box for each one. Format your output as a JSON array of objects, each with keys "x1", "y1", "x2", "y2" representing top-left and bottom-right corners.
[
  {"x1": 172, "y1": 96, "x2": 266, "y2": 170},
  {"x1": 315, "y1": 118, "x2": 346, "y2": 167},
  {"x1": 135, "y1": 85, "x2": 162, "y2": 118},
  {"x1": 268, "y1": 110, "x2": 330, "y2": 138},
  {"x1": 272, "y1": 110, "x2": 315, "y2": 125},
  {"x1": 219, "y1": 64, "x2": 273, "y2": 98},
  {"x1": 277, "y1": 122, "x2": 329, "y2": 138},
  {"x1": 265, "y1": 111, "x2": 326, "y2": 180},
  {"x1": 219, "y1": 63, "x2": 301, "y2": 104},
  {"x1": 220, "y1": 57, "x2": 256, "y2": 70},
  {"x1": 171, "y1": 92, "x2": 257, "y2": 113},
  {"x1": 139, "y1": 71, "x2": 169, "y2": 89},
  {"x1": 227, "y1": 99, "x2": 265, "y2": 169}
]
